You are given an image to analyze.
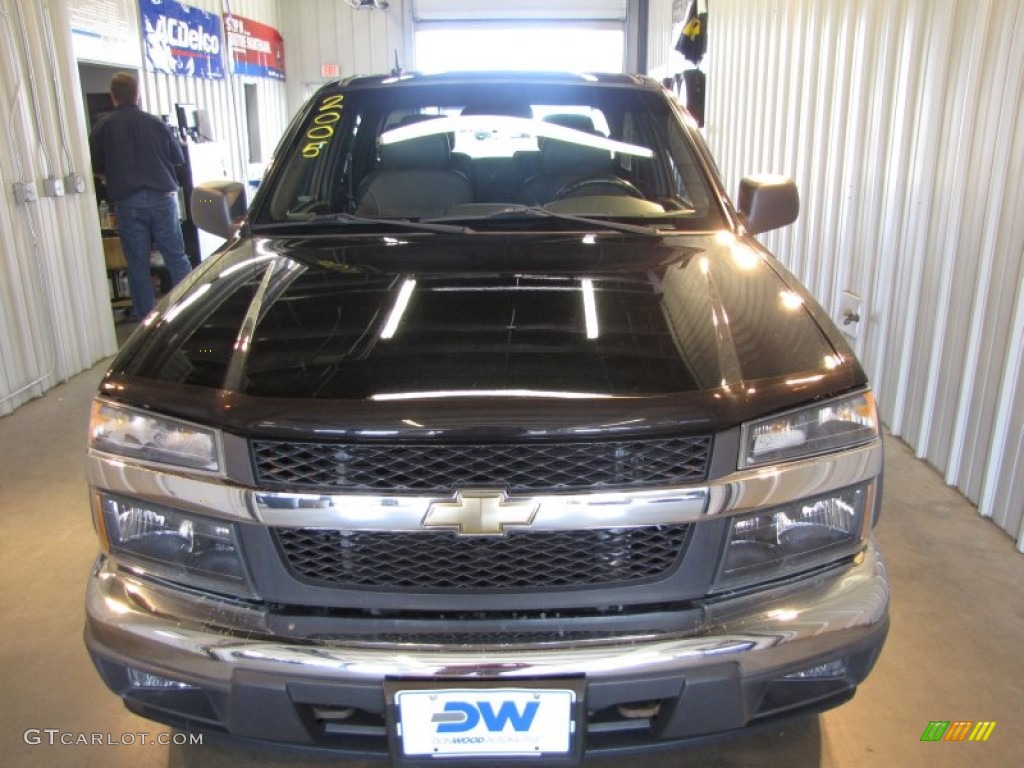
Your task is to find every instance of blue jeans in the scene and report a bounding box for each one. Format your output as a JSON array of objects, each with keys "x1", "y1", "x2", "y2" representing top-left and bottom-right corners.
[{"x1": 115, "y1": 189, "x2": 192, "y2": 319}]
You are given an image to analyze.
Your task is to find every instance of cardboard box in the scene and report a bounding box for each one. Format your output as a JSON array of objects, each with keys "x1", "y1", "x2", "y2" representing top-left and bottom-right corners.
[{"x1": 102, "y1": 237, "x2": 127, "y2": 269}]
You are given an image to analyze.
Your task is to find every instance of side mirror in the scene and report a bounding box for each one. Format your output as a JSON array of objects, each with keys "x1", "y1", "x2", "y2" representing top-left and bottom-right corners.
[
  {"x1": 737, "y1": 175, "x2": 799, "y2": 235},
  {"x1": 191, "y1": 180, "x2": 247, "y2": 239}
]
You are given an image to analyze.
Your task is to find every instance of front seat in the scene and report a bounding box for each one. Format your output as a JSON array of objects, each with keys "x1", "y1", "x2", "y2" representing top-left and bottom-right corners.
[
  {"x1": 356, "y1": 128, "x2": 472, "y2": 218},
  {"x1": 519, "y1": 115, "x2": 621, "y2": 205}
]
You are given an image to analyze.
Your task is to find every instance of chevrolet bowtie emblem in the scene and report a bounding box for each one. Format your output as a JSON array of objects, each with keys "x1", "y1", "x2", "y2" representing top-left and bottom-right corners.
[{"x1": 422, "y1": 489, "x2": 539, "y2": 536}]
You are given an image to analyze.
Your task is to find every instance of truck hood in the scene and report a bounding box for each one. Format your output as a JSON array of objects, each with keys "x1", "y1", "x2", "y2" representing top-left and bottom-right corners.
[{"x1": 109, "y1": 232, "x2": 865, "y2": 437}]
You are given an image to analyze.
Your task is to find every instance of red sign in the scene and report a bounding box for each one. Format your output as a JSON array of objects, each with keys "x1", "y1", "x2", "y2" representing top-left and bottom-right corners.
[{"x1": 224, "y1": 13, "x2": 285, "y2": 80}]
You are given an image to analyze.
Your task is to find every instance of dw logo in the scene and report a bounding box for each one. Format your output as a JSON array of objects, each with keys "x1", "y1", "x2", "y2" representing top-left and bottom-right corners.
[{"x1": 432, "y1": 700, "x2": 540, "y2": 733}]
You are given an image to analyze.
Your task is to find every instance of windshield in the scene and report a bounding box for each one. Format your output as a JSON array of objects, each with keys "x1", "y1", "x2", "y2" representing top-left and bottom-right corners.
[{"x1": 256, "y1": 79, "x2": 724, "y2": 229}]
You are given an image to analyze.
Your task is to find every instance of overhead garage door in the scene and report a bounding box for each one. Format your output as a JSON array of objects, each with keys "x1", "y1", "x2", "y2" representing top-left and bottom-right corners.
[
  {"x1": 412, "y1": 0, "x2": 628, "y2": 73},
  {"x1": 412, "y1": 1, "x2": 629, "y2": 22}
]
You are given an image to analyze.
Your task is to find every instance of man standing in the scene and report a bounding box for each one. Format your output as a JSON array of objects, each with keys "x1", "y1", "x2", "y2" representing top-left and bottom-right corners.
[{"x1": 89, "y1": 72, "x2": 193, "y2": 321}]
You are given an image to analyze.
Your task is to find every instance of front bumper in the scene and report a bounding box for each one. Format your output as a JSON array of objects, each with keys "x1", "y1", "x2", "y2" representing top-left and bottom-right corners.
[{"x1": 85, "y1": 539, "x2": 889, "y2": 759}]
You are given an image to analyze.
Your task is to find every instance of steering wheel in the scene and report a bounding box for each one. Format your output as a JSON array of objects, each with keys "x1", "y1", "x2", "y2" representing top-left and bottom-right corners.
[{"x1": 551, "y1": 177, "x2": 645, "y2": 201}]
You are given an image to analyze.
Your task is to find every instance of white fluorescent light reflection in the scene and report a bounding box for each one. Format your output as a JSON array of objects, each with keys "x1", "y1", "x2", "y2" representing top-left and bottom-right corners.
[
  {"x1": 779, "y1": 291, "x2": 804, "y2": 311},
  {"x1": 582, "y1": 278, "x2": 599, "y2": 339},
  {"x1": 380, "y1": 278, "x2": 416, "y2": 339},
  {"x1": 372, "y1": 390, "x2": 614, "y2": 401},
  {"x1": 786, "y1": 374, "x2": 826, "y2": 386},
  {"x1": 163, "y1": 284, "x2": 212, "y2": 324},
  {"x1": 218, "y1": 253, "x2": 276, "y2": 279},
  {"x1": 379, "y1": 116, "x2": 654, "y2": 159}
]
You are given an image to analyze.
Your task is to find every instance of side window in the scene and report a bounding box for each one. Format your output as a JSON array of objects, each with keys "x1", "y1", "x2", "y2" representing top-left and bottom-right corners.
[
  {"x1": 269, "y1": 101, "x2": 359, "y2": 218},
  {"x1": 620, "y1": 111, "x2": 639, "y2": 174},
  {"x1": 618, "y1": 110, "x2": 662, "y2": 200},
  {"x1": 664, "y1": 119, "x2": 710, "y2": 213},
  {"x1": 268, "y1": 154, "x2": 320, "y2": 218}
]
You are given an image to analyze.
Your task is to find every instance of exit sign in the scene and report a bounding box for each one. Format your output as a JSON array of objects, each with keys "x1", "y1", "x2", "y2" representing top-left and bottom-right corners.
[{"x1": 320, "y1": 63, "x2": 340, "y2": 78}]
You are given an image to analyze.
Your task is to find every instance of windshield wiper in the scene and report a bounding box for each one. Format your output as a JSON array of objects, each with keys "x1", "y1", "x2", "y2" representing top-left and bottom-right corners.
[
  {"x1": 255, "y1": 212, "x2": 476, "y2": 235},
  {"x1": 429, "y1": 205, "x2": 664, "y2": 237}
]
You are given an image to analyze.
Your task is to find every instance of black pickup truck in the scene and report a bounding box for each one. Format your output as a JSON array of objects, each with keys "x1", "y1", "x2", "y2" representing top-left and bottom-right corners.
[{"x1": 85, "y1": 72, "x2": 888, "y2": 765}]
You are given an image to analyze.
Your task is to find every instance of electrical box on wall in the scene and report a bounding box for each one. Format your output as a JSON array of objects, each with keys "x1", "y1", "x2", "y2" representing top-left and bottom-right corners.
[
  {"x1": 43, "y1": 176, "x2": 65, "y2": 197},
  {"x1": 66, "y1": 173, "x2": 87, "y2": 194},
  {"x1": 13, "y1": 182, "x2": 38, "y2": 204},
  {"x1": 839, "y1": 291, "x2": 862, "y2": 340}
]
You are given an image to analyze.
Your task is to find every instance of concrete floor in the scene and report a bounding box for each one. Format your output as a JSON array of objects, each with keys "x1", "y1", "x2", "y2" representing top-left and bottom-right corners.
[{"x1": 1, "y1": 354, "x2": 1021, "y2": 768}]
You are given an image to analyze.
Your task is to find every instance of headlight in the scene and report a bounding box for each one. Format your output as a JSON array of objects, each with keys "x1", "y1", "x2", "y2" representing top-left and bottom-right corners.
[
  {"x1": 740, "y1": 390, "x2": 878, "y2": 467},
  {"x1": 89, "y1": 399, "x2": 222, "y2": 472},
  {"x1": 714, "y1": 482, "x2": 871, "y2": 590},
  {"x1": 97, "y1": 493, "x2": 253, "y2": 597}
]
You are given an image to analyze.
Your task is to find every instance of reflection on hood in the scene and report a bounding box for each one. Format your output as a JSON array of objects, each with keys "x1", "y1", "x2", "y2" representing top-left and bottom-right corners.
[{"x1": 116, "y1": 234, "x2": 841, "y2": 403}]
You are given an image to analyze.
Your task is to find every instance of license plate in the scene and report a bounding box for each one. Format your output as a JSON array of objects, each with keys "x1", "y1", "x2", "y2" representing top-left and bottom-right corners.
[{"x1": 392, "y1": 685, "x2": 578, "y2": 758}]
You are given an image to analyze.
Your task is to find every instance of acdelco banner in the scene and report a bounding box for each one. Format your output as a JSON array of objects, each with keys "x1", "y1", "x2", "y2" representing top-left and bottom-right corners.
[
  {"x1": 140, "y1": 0, "x2": 224, "y2": 79},
  {"x1": 225, "y1": 13, "x2": 285, "y2": 80}
]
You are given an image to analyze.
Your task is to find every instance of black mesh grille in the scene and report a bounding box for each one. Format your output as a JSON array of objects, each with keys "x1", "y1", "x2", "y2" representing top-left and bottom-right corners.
[
  {"x1": 274, "y1": 526, "x2": 692, "y2": 590},
  {"x1": 252, "y1": 437, "x2": 711, "y2": 493}
]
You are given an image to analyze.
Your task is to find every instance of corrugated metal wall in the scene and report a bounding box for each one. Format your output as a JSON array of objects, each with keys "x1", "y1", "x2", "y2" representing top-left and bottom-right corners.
[
  {"x1": 280, "y1": 0, "x2": 412, "y2": 116},
  {"x1": 0, "y1": 0, "x2": 117, "y2": 416},
  {"x1": 645, "y1": 0, "x2": 679, "y2": 80},
  {"x1": 703, "y1": 0, "x2": 1024, "y2": 550}
]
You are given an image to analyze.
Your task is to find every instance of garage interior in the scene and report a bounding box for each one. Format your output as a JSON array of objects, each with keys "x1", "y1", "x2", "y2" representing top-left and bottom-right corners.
[{"x1": 1, "y1": 0, "x2": 1022, "y2": 766}]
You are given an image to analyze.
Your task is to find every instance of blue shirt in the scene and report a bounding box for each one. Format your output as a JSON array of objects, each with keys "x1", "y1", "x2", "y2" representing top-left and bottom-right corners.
[{"x1": 89, "y1": 104, "x2": 185, "y2": 201}]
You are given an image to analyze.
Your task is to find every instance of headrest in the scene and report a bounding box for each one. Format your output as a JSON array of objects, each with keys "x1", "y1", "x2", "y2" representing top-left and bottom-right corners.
[
  {"x1": 395, "y1": 113, "x2": 438, "y2": 127},
  {"x1": 542, "y1": 113, "x2": 598, "y2": 133},
  {"x1": 540, "y1": 137, "x2": 611, "y2": 175},
  {"x1": 461, "y1": 102, "x2": 533, "y2": 118},
  {"x1": 380, "y1": 115, "x2": 451, "y2": 171},
  {"x1": 380, "y1": 134, "x2": 450, "y2": 170}
]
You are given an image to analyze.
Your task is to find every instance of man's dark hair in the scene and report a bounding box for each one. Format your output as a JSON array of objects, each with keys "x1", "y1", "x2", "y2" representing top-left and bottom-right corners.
[{"x1": 109, "y1": 72, "x2": 139, "y2": 106}]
